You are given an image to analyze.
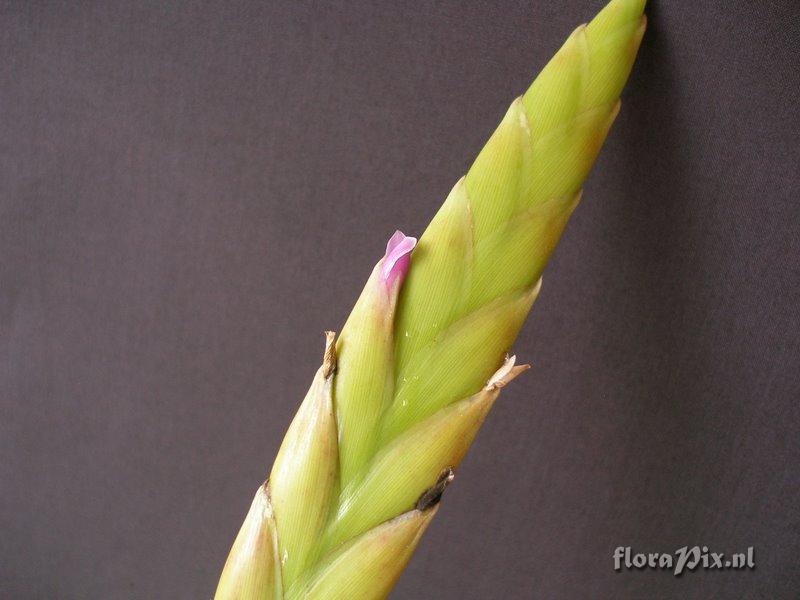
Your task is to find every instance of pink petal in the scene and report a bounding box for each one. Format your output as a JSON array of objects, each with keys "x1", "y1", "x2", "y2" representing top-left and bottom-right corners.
[{"x1": 381, "y1": 230, "x2": 417, "y2": 286}]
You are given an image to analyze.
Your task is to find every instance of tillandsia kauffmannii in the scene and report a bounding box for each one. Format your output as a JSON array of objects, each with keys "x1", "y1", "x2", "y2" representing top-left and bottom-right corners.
[{"x1": 215, "y1": 0, "x2": 647, "y2": 598}]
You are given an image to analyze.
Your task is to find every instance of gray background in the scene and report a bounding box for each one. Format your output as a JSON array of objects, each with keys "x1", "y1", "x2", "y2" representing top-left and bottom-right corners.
[{"x1": 2, "y1": 1, "x2": 798, "y2": 598}]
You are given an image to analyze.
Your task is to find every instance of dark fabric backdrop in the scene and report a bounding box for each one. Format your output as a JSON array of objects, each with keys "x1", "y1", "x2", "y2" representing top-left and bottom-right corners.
[{"x1": 2, "y1": 1, "x2": 798, "y2": 598}]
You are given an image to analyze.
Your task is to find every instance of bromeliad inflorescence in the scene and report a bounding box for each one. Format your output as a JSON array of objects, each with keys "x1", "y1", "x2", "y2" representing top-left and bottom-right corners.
[{"x1": 215, "y1": 1, "x2": 647, "y2": 598}]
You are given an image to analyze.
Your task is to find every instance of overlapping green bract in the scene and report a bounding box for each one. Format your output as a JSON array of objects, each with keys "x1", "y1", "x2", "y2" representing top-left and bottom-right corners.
[
  {"x1": 388, "y1": 0, "x2": 646, "y2": 441},
  {"x1": 215, "y1": 2, "x2": 646, "y2": 598},
  {"x1": 215, "y1": 484, "x2": 282, "y2": 599}
]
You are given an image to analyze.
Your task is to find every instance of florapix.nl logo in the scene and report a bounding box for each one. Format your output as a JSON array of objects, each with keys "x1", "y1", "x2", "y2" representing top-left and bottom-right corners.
[{"x1": 613, "y1": 546, "x2": 755, "y2": 576}]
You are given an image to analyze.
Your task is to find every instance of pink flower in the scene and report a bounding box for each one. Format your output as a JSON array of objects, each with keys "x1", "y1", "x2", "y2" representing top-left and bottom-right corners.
[{"x1": 380, "y1": 230, "x2": 417, "y2": 287}]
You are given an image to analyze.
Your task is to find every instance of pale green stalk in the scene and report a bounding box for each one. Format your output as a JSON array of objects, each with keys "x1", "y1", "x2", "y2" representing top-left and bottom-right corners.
[{"x1": 216, "y1": 1, "x2": 646, "y2": 598}]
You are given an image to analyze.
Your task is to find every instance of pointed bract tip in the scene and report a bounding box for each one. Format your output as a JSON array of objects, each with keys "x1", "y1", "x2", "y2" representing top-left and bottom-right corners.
[
  {"x1": 381, "y1": 230, "x2": 417, "y2": 286},
  {"x1": 531, "y1": 277, "x2": 543, "y2": 298},
  {"x1": 415, "y1": 468, "x2": 455, "y2": 511},
  {"x1": 322, "y1": 330, "x2": 337, "y2": 378},
  {"x1": 486, "y1": 355, "x2": 531, "y2": 390}
]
